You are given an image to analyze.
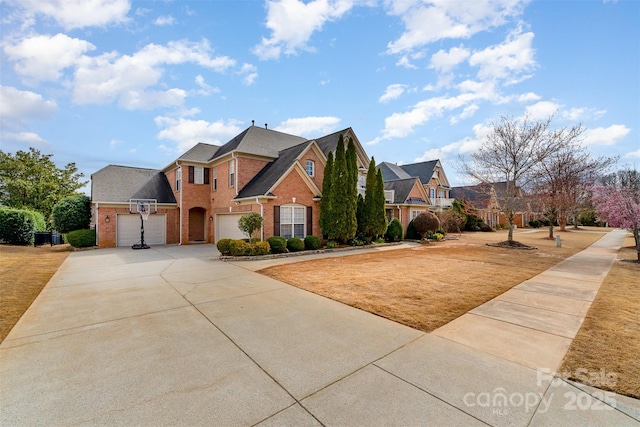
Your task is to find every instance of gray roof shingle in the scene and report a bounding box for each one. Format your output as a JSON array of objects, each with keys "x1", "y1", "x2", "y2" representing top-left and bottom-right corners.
[
  {"x1": 377, "y1": 162, "x2": 412, "y2": 181},
  {"x1": 91, "y1": 165, "x2": 176, "y2": 204},
  {"x1": 398, "y1": 160, "x2": 439, "y2": 185},
  {"x1": 384, "y1": 178, "x2": 426, "y2": 205},
  {"x1": 215, "y1": 125, "x2": 307, "y2": 159},
  {"x1": 236, "y1": 141, "x2": 313, "y2": 199},
  {"x1": 178, "y1": 143, "x2": 219, "y2": 162}
]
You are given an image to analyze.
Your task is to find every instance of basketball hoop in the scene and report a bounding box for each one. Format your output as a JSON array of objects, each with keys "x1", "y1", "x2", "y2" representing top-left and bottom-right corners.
[{"x1": 138, "y1": 202, "x2": 151, "y2": 221}]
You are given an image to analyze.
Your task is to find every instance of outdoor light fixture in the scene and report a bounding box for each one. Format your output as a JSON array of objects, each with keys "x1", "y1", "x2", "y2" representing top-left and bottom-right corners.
[
  {"x1": 105, "y1": 216, "x2": 110, "y2": 223},
  {"x1": 209, "y1": 216, "x2": 213, "y2": 221}
]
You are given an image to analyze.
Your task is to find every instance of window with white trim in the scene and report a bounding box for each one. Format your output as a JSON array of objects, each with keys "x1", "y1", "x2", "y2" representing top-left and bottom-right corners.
[
  {"x1": 194, "y1": 166, "x2": 204, "y2": 184},
  {"x1": 411, "y1": 209, "x2": 426, "y2": 220},
  {"x1": 229, "y1": 160, "x2": 235, "y2": 187},
  {"x1": 280, "y1": 206, "x2": 305, "y2": 239},
  {"x1": 429, "y1": 188, "x2": 435, "y2": 199},
  {"x1": 175, "y1": 167, "x2": 181, "y2": 191},
  {"x1": 213, "y1": 167, "x2": 217, "y2": 190},
  {"x1": 305, "y1": 160, "x2": 315, "y2": 177}
]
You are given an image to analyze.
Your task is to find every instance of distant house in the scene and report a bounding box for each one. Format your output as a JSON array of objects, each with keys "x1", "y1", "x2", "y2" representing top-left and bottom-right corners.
[
  {"x1": 91, "y1": 125, "x2": 370, "y2": 247},
  {"x1": 378, "y1": 160, "x2": 453, "y2": 210},
  {"x1": 450, "y1": 182, "x2": 539, "y2": 228}
]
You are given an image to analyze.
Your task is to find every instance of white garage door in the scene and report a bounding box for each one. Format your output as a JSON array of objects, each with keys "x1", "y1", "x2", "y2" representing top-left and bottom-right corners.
[
  {"x1": 117, "y1": 214, "x2": 166, "y2": 247},
  {"x1": 216, "y1": 213, "x2": 246, "y2": 242}
]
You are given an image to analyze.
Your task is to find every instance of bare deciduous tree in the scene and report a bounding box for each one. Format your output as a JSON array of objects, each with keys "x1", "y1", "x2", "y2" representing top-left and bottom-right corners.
[
  {"x1": 533, "y1": 134, "x2": 616, "y2": 238},
  {"x1": 462, "y1": 114, "x2": 563, "y2": 243}
]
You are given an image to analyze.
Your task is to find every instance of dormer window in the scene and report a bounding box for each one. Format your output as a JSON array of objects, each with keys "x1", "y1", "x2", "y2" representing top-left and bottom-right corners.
[{"x1": 305, "y1": 160, "x2": 315, "y2": 177}]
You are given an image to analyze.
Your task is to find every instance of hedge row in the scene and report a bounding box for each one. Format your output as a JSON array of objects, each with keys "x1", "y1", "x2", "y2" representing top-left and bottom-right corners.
[
  {"x1": 217, "y1": 235, "x2": 324, "y2": 256},
  {"x1": 0, "y1": 207, "x2": 46, "y2": 245}
]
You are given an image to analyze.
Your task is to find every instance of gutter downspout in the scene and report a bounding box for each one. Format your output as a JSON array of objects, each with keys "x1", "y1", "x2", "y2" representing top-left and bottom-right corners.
[
  {"x1": 397, "y1": 205, "x2": 402, "y2": 227},
  {"x1": 177, "y1": 161, "x2": 182, "y2": 245},
  {"x1": 95, "y1": 202, "x2": 99, "y2": 247},
  {"x1": 256, "y1": 197, "x2": 264, "y2": 241}
]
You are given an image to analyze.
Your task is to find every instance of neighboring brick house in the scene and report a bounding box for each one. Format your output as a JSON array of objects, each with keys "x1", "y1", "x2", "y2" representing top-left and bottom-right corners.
[
  {"x1": 382, "y1": 177, "x2": 431, "y2": 232},
  {"x1": 450, "y1": 182, "x2": 540, "y2": 228},
  {"x1": 378, "y1": 160, "x2": 453, "y2": 211},
  {"x1": 91, "y1": 125, "x2": 369, "y2": 247}
]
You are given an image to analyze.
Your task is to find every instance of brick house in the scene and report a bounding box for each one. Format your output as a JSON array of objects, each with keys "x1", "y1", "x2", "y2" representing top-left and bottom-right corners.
[
  {"x1": 450, "y1": 182, "x2": 540, "y2": 228},
  {"x1": 376, "y1": 160, "x2": 453, "y2": 232},
  {"x1": 91, "y1": 125, "x2": 369, "y2": 247}
]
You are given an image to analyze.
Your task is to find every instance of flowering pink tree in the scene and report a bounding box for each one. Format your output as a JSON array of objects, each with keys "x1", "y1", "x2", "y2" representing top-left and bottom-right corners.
[{"x1": 592, "y1": 169, "x2": 640, "y2": 262}]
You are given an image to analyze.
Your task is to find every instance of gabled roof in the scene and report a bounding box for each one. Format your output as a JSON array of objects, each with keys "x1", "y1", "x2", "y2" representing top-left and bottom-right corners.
[
  {"x1": 215, "y1": 125, "x2": 307, "y2": 159},
  {"x1": 178, "y1": 142, "x2": 219, "y2": 163},
  {"x1": 314, "y1": 127, "x2": 369, "y2": 166},
  {"x1": 378, "y1": 162, "x2": 412, "y2": 181},
  {"x1": 236, "y1": 141, "x2": 313, "y2": 199},
  {"x1": 450, "y1": 184, "x2": 493, "y2": 209},
  {"x1": 91, "y1": 165, "x2": 176, "y2": 204},
  {"x1": 399, "y1": 160, "x2": 440, "y2": 186},
  {"x1": 384, "y1": 178, "x2": 428, "y2": 205},
  {"x1": 378, "y1": 159, "x2": 450, "y2": 188}
]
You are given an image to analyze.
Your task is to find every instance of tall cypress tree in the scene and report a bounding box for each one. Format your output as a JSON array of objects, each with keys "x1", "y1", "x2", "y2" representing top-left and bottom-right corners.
[
  {"x1": 362, "y1": 158, "x2": 378, "y2": 237},
  {"x1": 374, "y1": 168, "x2": 388, "y2": 236},
  {"x1": 319, "y1": 151, "x2": 334, "y2": 238},
  {"x1": 344, "y1": 137, "x2": 358, "y2": 240},
  {"x1": 330, "y1": 135, "x2": 348, "y2": 241}
]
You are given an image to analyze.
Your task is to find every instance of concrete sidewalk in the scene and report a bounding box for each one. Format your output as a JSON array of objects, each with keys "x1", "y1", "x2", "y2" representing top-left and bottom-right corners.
[{"x1": 1, "y1": 231, "x2": 638, "y2": 426}]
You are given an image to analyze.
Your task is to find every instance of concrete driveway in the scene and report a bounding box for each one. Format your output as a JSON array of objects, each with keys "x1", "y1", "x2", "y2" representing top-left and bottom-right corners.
[{"x1": 1, "y1": 240, "x2": 638, "y2": 426}]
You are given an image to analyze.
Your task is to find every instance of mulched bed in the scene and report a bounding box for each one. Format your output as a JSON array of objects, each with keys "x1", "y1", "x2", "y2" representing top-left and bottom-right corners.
[{"x1": 486, "y1": 240, "x2": 538, "y2": 250}]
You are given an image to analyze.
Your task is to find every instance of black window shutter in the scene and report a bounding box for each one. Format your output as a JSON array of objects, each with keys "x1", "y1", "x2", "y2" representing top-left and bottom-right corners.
[
  {"x1": 188, "y1": 166, "x2": 194, "y2": 183},
  {"x1": 307, "y1": 206, "x2": 313, "y2": 236},
  {"x1": 204, "y1": 168, "x2": 210, "y2": 184},
  {"x1": 273, "y1": 206, "x2": 280, "y2": 236}
]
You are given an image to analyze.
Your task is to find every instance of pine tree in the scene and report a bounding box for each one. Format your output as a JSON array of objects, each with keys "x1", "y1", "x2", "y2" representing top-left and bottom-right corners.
[
  {"x1": 319, "y1": 151, "x2": 334, "y2": 238},
  {"x1": 373, "y1": 168, "x2": 388, "y2": 236}
]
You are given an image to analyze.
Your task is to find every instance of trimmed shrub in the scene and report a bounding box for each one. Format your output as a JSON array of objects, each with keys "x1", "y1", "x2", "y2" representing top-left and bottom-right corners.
[
  {"x1": 267, "y1": 236, "x2": 287, "y2": 254},
  {"x1": 253, "y1": 241, "x2": 271, "y2": 255},
  {"x1": 304, "y1": 235, "x2": 321, "y2": 250},
  {"x1": 405, "y1": 219, "x2": 420, "y2": 240},
  {"x1": 51, "y1": 195, "x2": 91, "y2": 233},
  {"x1": 237, "y1": 212, "x2": 263, "y2": 241},
  {"x1": 287, "y1": 237, "x2": 305, "y2": 252},
  {"x1": 528, "y1": 219, "x2": 541, "y2": 228},
  {"x1": 413, "y1": 212, "x2": 440, "y2": 239},
  {"x1": 385, "y1": 218, "x2": 403, "y2": 241},
  {"x1": 578, "y1": 209, "x2": 598, "y2": 226},
  {"x1": 66, "y1": 229, "x2": 95, "y2": 248},
  {"x1": 0, "y1": 207, "x2": 45, "y2": 245},
  {"x1": 229, "y1": 239, "x2": 252, "y2": 256},
  {"x1": 437, "y1": 210, "x2": 463, "y2": 233},
  {"x1": 216, "y1": 238, "x2": 233, "y2": 255}
]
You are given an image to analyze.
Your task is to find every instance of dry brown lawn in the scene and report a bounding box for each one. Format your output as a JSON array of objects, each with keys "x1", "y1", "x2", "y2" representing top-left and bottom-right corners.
[
  {"x1": 259, "y1": 227, "x2": 609, "y2": 332},
  {"x1": 0, "y1": 244, "x2": 72, "y2": 342},
  {"x1": 559, "y1": 234, "x2": 640, "y2": 399}
]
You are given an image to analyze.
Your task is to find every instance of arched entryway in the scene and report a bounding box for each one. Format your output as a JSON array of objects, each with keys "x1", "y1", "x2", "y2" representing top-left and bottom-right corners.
[{"x1": 188, "y1": 207, "x2": 206, "y2": 242}]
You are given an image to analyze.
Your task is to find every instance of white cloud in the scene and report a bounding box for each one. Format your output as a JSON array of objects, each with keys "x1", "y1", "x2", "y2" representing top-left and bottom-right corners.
[
  {"x1": 155, "y1": 116, "x2": 244, "y2": 152},
  {"x1": 583, "y1": 125, "x2": 630, "y2": 146},
  {"x1": 450, "y1": 104, "x2": 479, "y2": 124},
  {"x1": 239, "y1": 63, "x2": 258, "y2": 85},
  {"x1": 274, "y1": 116, "x2": 341, "y2": 137},
  {"x1": 13, "y1": 0, "x2": 131, "y2": 30},
  {"x1": 468, "y1": 26, "x2": 536, "y2": 81},
  {"x1": 414, "y1": 122, "x2": 492, "y2": 162},
  {"x1": 396, "y1": 55, "x2": 417, "y2": 69},
  {"x1": 386, "y1": 0, "x2": 526, "y2": 54},
  {"x1": 429, "y1": 45, "x2": 470, "y2": 73},
  {"x1": 253, "y1": 0, "x2": 355, "y2": 60},
  {"x1": 194, "y1": 75, "x2": 218, "y2": 96},
  {"x1": 4, "y1": 33, "x2": 96, "y2": 83},
  {"x1": 379, "y1": 84, "x2": 407, "y2": 103},
  {"x1": 524, "y1": 100, "x2": 559, "y2": 120},
  {"x1": 73, "y1": 39, "x2": 235, "y2": 107},
  {"x1": 154, "y1": 15, "x2": 175, "y2": 26},
  {"x1": 109, "y1": 139, "x2": 122, "y2": 148},
  {"x1": 0, "y1": 131, "x2": 49, "y2": 147},
  {"x1": 0, "y1": 86, "x2": 57, "y2": 126},
  {"x1": 517, "y1": 92, "x2": 541, "y2": 102},
  {"x1": 625, "y1": 148, "x2": 640, "y2": 158},
  {"x1": 561, "y1": 107, "x2": 606, "y2": 121}
]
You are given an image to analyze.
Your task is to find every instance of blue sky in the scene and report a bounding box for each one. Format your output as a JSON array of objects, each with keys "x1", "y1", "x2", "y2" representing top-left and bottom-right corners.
[{"x1": 1, "y1": 0, "x2": 638, "y2": 192}]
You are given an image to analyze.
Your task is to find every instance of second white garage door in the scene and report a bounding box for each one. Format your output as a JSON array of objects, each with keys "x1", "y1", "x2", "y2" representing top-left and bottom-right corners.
[
  {"x1": 216, "y1": 213, "x2": 246, "y2": 242},
  {"x1": 117, "y1": 213, "x2": 166, "y2": 247}
]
